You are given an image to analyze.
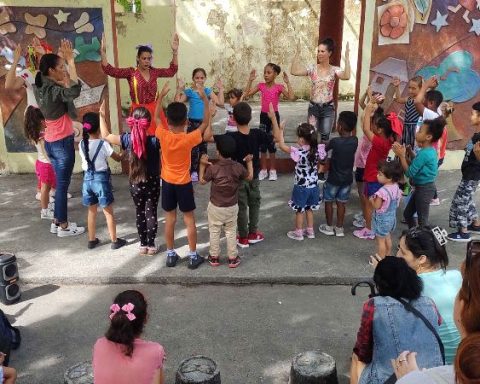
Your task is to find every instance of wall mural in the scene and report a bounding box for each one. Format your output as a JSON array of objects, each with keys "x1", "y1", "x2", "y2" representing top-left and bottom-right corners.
[
  {"x1": 0, "y1": 6, "x2": 106, "y2": 153},
  {"x1": 369, "y1": 0, "x2": 480, "y2": 149}
]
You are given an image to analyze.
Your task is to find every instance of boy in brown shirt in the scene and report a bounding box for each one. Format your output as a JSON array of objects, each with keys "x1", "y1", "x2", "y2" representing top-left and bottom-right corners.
[{"x1": 199, "y1": 134, "x2": 253, "y2": 268}]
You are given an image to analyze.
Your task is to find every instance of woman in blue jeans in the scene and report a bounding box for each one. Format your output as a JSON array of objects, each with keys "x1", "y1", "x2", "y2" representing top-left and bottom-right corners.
[{"x1": 33, "y1": 39, "x2": 84, "y2": 237}]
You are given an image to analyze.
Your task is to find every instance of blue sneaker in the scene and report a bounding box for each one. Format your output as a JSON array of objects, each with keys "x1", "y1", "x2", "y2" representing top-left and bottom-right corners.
[
  {"x1": 166, "y1": 251, "x2": 179, "y2": 267},
  {"x1": 448, "y1": 231, "x2": 471, "y2": 243},
  {"x1": 188, "y1": 253, "x2": 204, "y2": 270}
]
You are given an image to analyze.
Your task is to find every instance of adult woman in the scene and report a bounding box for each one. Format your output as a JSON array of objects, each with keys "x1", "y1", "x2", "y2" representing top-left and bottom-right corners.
[
  {"x1": 290, "y1": 38, "x2": 350, "y2": 142},
  {"x1": 100, "y1": 33, "x2": 178, "y2": 135},
  {"x1": 350, "y1": 257, "x2": 443, "y2": 384},
  {"x1": 33, "y1": 39, "x2": 84, "y2": 237},
  {"x1": 396, "y1": 226, "x2": 462, "y2": 364},
  {"x1": 93, "y1": 290, "x2": 165, "y2": 384}
]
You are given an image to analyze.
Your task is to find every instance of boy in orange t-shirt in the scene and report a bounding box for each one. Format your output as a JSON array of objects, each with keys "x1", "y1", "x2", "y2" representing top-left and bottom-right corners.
[{"x1": 155, "y1": 83, "x2": 210, "y2": 269}]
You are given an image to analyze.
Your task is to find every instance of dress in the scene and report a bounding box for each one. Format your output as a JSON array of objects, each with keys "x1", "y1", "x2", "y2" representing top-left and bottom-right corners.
[{"x1": 402, "y1": 97, "x2": 420, "y2": 148}]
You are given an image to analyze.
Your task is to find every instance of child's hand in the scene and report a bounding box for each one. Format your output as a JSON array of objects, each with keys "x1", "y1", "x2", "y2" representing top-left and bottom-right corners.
[
  {"x1": 392, "y1": 142, "x2": 406, "y2": 157},
  {"x1": 283, "y1": 71, "x2": 290, "y2": 84},
  {"x1": 248, "y1": 69, "x2": 256, "y2": 82},
  {"x1": 200, "y1": 154, "x2": 211, "y2": 165},
  {"x1": 243, "y1": 154, "x2": 253, "y2": 163},
  {"x1": 425, "y1": 76, "x2": 438, "y2": 89},
  {"x1": 267, "y1": 102, "x2": 276, "y2": 121},
  {"x1": 374, "y1": 94, "x2": 385, "y2": 104},
  {"x1": 391, "y1": 77, "x2": 400, "y2": 87},
  {"x1": 176, "y1": 77, "x2": 185, "y2": 90},
  {"x1": 215, "y1": 78, "x2": 223, "y2": 90},
  {"x1": 366, "y1": 85, "x2": 373, "y2": 100},
  {"x1": 160, "y1": 81, "x2": 170, "y2": 98},
  {"x1": 99, "y1": 99, "x2": 106, "y2": 116},
  {"x1": 406, "y1": 145, "x2": 415, "y2": 158}
]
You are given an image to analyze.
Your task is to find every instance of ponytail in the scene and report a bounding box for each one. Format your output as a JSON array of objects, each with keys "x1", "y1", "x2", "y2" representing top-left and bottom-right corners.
[
  {"x1": 297, "y1": 123, "x2": 319, "y2": 166},
  {"x1": 81, "y1": 113, "x2": 100, "y2": 171},
  {"x1": 127, "y1": 107, "x2": 151, "y2": 184},
  {"x1": 24, "y1": 106, "x2": 45, "y2": 144},
  {"x1": 35, "y1": 53, "x2": 60, "y2": 87}
]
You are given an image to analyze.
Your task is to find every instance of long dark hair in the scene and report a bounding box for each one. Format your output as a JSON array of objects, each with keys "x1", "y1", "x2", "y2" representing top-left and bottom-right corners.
[
  {"x1": 105, "y1": 290, "x2": 148, "y2": 357},
  {"x1": 297, "y1": 123, "x2": 318, "y2": 167},
  {"x1": 374, "y1": 257, "x2": 423, "y2": 300},
  {"x1": 401, "y1": 226, "x2": 449, "y2": 270},
  {"x1": 82, "y1": 112, "x2": 100, "y2": 171},
  {"x1": 24, "y1": 106, "x2": 45, "y2": 144},
  {"x1": 319, "y1": 38, "x2": 335, "y2": 53},
  {"x1": 129, "y1": 107, "x2": 151, "y2": 184},
  {"x1": 35, "y1": 53, "x2": 60, "y2": 87}
]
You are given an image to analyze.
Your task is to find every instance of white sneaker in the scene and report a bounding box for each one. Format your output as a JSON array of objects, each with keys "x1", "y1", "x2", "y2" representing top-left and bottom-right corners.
[
  {"x1": 50, "y1": 222, "x2": 59, "y2": 234},
  {"x1": 268, "y1": 170, "x2": 278, "y2": 181},
  {"x1": 354, "y1": 212, "x2": 364, "y2": 221},
  {"x1": 57, "y1": 222, "x2": 85, "y2": 237},
  {"x1": 40, "y1": 209, "x2": 54, "y2": 220},
  {"x1": 319, "y1": 224, "x2": 335, "y2": 236},
  {"x1": 258, "y1": 169, "x2": 268, "y2": 180},
  {"x1": 35, "y1": 192, "x2": 41, "y2": 201},
  {"x1": 334, "y1": 226, "x2": 345, "y2": 237},
  {"x1": 353, "y1": 218, "x2": 366, "y2": 228}
]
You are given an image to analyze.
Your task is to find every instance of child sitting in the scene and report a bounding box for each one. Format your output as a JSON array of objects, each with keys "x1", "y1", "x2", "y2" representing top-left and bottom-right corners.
[
  {"x1": 199, "y1": 135, "x2": 253, "y2": 267},
  {"x1": 79, "y1": 112, "x2": 126, "y2": 250},
  {"x1": 319, "y1": 111, "x2": 358, "y2": 237}
]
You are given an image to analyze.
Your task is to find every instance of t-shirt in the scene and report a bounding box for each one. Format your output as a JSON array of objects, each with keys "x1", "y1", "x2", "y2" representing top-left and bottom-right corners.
[
  {"x1": 396, "y1": 365, "x2": 454, "y2": 384},
  {"x1": 79, "y1": 139, "x2": 114, "y2": 172},
  {"x1": 120, "y1": 134, "x2": 160, "y2": 178},
  {"x1": 406, "y1": 146, "x2": 438, "y2": 185},
  {"x1": 185, "y1": 87, "x2": 212, "y2": 120},
  {"x1": 258, "y1": 83, "x2": 284, "y2": 112},
  {"x1": 290, "y1": 145, "x2": 325, "y2": 188},
  {"x1": 354, "y1": 135, "x2": 372, "y2": 169},
  {"x1": 373, "y1": 184, "x2": 402, "y2": 213},
  {"x1": 226, "y1": 129, "x2": 269, "y2": 179},
  {"x1": 306, "y1": 64, "x2": 342, "y2": 104},
  {"x1": 461, "y1": 132, "x2": 480, "y2": 181},
  {"x1": 93, "y1": 337, "x2": 165, "y2": 384},
  {"x1": 18, "y1": 68, "x2": 38, "y2": 107},
  {"x1": 420, "y1": 269, "x2": 462, "y2": 364},
  {"x1": 363, "y1": 135, "x2": 392, "y2": 182},
  {"x1": 156, "y1": 128, "x2": 202, "y2": 184},
  {"x1": 225, "y1": 104, "x2": 237, "y2": 132},
  {"x1": 326, "y1": 136, "x2": 358, "y2": 186},
  {"x1": 204, "y1": 158, "x2": 248, "y2": 207},
  {"x1": 35, "y1": 132, "x2": 50, "y2": 163},
  {"x1": 415, "y1": 108, "x2": 447, "y2": 159}
]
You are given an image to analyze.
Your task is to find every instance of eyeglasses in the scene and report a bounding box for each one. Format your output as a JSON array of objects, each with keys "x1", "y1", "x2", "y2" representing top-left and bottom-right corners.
[{"x1": 466, "y1": 240, "x2": 480, "y2": 268}]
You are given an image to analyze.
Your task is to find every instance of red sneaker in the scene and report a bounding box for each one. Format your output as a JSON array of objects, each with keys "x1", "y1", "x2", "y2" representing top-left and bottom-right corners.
[
  {"x1": 247, "y1": 231, "x2": 265, "y2": 244},
  {"x1": 237, "y1": 236, "x2": 250, "y2": 248}
]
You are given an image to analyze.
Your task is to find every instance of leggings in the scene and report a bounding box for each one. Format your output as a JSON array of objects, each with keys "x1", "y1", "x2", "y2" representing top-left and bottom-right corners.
[
  {"x1": 187, "y1": 118, "x2": 207, "y2": 174},
  {"x1": 130, "y1": 175, "x2": 160, "y2": 247}
]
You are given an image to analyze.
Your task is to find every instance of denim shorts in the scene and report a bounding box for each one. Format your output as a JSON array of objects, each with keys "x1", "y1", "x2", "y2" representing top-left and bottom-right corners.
[
  {"x1": 82, "y1": 171, "x2": 114, "y2": 208},
  {"x1": 365, "y1": 181, "x2": 383, "y2": 197},
  {"x1": 323, "y1": 182, "x2": 351, "y2": 203},
  {"x1": 288, "y1": 184, "x2": 320, "y2": 212},
  {"x1": 373, "y1": 211, "x2": 396, "y2": 237}
]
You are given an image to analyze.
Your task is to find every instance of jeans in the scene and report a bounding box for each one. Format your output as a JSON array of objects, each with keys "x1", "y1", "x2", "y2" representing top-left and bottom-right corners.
[
  {"x1": 45, "y1": 135, "x2": 75, "y2": 224},
  {"x1": 308, "y1": 102, "x2": 335, "y2": 142},
  {"x1": 404, "y1": 183, "x2": 436, "y2": 228}
]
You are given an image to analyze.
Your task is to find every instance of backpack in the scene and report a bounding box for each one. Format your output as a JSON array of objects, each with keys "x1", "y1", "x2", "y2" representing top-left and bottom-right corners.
[{"x1": 0, "y1": 309, "x2": 21, "y2": 365}]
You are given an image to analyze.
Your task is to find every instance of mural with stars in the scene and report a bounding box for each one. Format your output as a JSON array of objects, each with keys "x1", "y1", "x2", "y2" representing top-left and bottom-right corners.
[
  {"x1": 368, "y1": 0, "x2": 480, "y2": 149},
  {"x1": 0, "y1": 6, "x2": 107, "y2": 152}
]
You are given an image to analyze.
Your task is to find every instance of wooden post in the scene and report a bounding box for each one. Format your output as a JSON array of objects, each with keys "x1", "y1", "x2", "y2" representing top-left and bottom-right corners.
[
  {"x1": 175, "y1": 355, "x2": 221, "y2": 384},
  {"x1": 290, "y1": 351, "x2": 338, "y2": 384},
  {"x1": 64, "y1": 361, "x2": 93, "y2": 384}
]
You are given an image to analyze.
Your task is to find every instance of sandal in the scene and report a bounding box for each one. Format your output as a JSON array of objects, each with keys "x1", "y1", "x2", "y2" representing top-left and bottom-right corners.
[
  {"x1": 208, "y1": 255, "x2": 220, "y2": 267},
  {"x1": 147, "y1": 246, "x2": 160, "y2": 256},
  {"x1": 228, "y1": 256, "x2": 241, "y2": 268},
  {"x1": 139, "y1": 246, "x2": 148, "y2": 256}
]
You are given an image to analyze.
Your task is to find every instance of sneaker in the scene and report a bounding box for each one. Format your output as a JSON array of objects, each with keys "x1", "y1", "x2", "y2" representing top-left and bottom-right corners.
[
  {"x1": 258, "y1": 169, "x2": 268, "y2": 180},
  {"x1": 50, "y1": 222, "x2": 59, "y2": 234},
  {"x1": 334, "y1": 227, "x2": 345, "y2": 237},
  {"x1": 248, "y1": 231, "x2": 265, "y2": 244},
  {"x1": 139, "y1": 246, "x2": 148, "y2": 256},
  {"x1": 57, "y1": 222, "x2": 85, "y2": 237},
  {"x1": 287, "y1": 230, "x2": 304, "y2": 241},
  {"x1": 191, "y1": 172, "x2": 199, "y2": 182},
  {"x1": 188, "y1": 253, "x2": 204, "y2": 270},
  {"x1": 467, "y1": 224, "x2": 480, "y2": 233},
  {"x1": 35, "y1": 192, "x2": 41, "y2": 201},
  {"x1": 111, "y1": 238, "x2": 127, "y2": 250},
  {"x1": 48, "y1": 202, "x2": 55, "y2": 211},
  {"x1": 353, "y1": 218, "x2": 366, "y2": 228},
  {"x1": 303, "y1": 229, "x2": 315, "y2": 239},
  {"x1": 147, "y1": 246, "x2": 160, "y2": 256},
  {"x1": 40, "y1": 208, "x2": 54, "y2": 220},
  {"x1": 67, "y1": 192, "x2": 72, "y2": 199},
  {"x1": 237, "y1": 237, "x2": 250, "y2": 248},
  {"x1": 166, "y1": 251, "x2": 179, "y2": 267},
  {"x1": 354, "y1": 212, "x2": 364, "y2": 221},
  {"x1": 268, "y1": 170, "x2": 278, "y2": 181},
  {"x1": 353, "y1": 227, "x2": 375, "y2": 240},
  {"x1": 228, "y1": 256, "x2": 241, "y2": 268},
  {"x1": 430, "y1": 198, "x2": 440, "y2": 206},
  {"x1": 448, "y1": 231, "x2": 471, "y2": 242},
  {"x1": 88, "y1": 238, "x2": 100, "y2": 249},
  {"x1": 36, "y1": 192, "x2": 55, "y2": 203},
  {"x1": 318, "y1": 172, "x2": 326, "y2": 183},
  {"x1": 208, "y1": 255, "x2": 220, "y2": 267},
  {"x1": 319, "y1": 224, "x2": 335, "y2": 236}
]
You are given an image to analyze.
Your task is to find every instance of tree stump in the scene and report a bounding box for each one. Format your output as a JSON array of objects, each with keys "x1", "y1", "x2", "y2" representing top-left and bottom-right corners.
[
  {"x1": 175, "y1": 355, "x2": 221, "y2": 384},
  {"x1": 290, "y1": 351, "x2": 338, "y2": 384},
  {"x1": 64, "y1": 361, "x2": 93, "y2": 384}
]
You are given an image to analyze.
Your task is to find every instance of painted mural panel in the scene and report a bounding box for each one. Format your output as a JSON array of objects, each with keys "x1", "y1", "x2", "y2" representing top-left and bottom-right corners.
[
  {"x1": 0, "y1": 6, "x2": 106, "y2": 152},
  {"x1": 368, "y1": 0, "x2": 480, "y2": 149}
]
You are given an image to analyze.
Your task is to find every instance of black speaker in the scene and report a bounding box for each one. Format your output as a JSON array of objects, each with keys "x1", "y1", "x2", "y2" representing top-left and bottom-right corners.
[{"x1": 0, "y1": 253, "x2": 20, "y2": 305}]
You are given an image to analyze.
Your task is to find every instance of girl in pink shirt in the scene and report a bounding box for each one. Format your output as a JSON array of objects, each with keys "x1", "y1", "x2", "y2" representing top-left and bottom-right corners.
[
  {"x1": 244, "y1": 63, "x2": 294, "y2": 180},
  {"x1": 93, "y1": 290, "x2": 165, "y2": 384}
]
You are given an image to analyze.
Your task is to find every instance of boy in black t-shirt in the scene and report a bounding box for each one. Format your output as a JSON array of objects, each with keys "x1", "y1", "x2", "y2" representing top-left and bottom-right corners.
[
  {"x1": 448, "y1": 102, "x2": 480, "y2": 242},
  {"x1": 319, "y1": 111, "x2": 358, "y2": 237}
]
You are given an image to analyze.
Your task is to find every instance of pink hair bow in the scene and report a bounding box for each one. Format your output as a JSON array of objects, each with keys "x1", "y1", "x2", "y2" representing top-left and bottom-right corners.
[
  {"x1": 109, "y1": 302, "x2": 136, "y2": 321},
  {"x1": 126, "y1": 117, "x2": 149, "y2": 159},
  {"x1": 318, "y1": 144, "x2": 327, "y2": 160},
  {"x1": 83, "y1": 122, "x2": 92, "y2": 131}
]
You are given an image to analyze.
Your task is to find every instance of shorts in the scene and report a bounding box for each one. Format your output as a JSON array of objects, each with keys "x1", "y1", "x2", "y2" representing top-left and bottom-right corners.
[
  {"x1": 364, "y1": 181, "x2": 383, "y2": 197},
  {"x1": 82, "y1": 170, "x2": 114, "y2": 208},
  {"x1": 259, "y1": 111, "x2": 278, "y2": 154},
  {"x1": 161, "y1": 179, "x2": 196, "y2": 212},
  {"x1": 372, "y1": 211, "x2": 396, "y2": 237},
  {"x1": 288, "y1": 184, "x2": 320, "y2": 212},
  {"x1": 35, "y1": 160, "x2": 56, "y2": 188},
  {"x1": 355, "y1": 168, "x2": 365, "y2": 183},
  {"x1": 323, "y1": 181, "x2": 351, "y2": 203}
]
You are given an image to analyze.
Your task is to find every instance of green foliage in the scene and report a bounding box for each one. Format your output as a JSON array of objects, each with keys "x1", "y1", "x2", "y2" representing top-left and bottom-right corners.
[{"x1": 116, "y1": 0, "x2": 142, "y2": 14}]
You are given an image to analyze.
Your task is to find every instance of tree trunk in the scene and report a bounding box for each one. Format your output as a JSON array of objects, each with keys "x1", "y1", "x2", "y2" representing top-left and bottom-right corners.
[
  {"x1": 175, "y1": 355, "x2": 221, "y2": 384},
  {"x1": 290, "y1": 351, "x2": 338, "y2": 384}
]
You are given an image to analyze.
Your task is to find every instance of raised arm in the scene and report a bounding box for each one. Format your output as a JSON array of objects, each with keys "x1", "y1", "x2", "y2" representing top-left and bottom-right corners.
[
  {"x1": 414, "y1": 76, "x2": 438, "y2": 115},
  {"x1": 150, "y1": 35, "x2": 179, "y2": 78},
  {"x1": 215, "y1": 79, "x2": 225, "y2": 107},
  {"x1": 61, "y1": 39, "x2": 78, "y2": 83},
  {"x1": 362, "y1": 101, "x2": 376, "y2": 142},
  {"x1": 5, "y1": 45, "x2": 25, "y2": 91},
  {"x1": 100, "y1": 33, "x2": 132, "y2": 79},
  {"x1": 337, "y1": 42, "x2": 351, "y2": 80},
  {"x1": 196, "y1": 84, "x2": 210, "y2": 134},
  {"x1": 154, "y1": 82, "x2": 170, "y2": 127},
  {"x1": 199, "y1": 154, "x2": 211, "y2": 184},
  {"x1": 282, "y1": 72, "x2": 295, "y2": 100},
  {"x1": 99, "y1": 100, "x2": 121, "y2": 146},
  {"x1": 243, "y1": 69, "x2": 260, "y2": 99},
  {"x1": 174, "y1": 77, "x2": 187, "y2": 102},
  {"x1": 392, "y1": 77, "x2": 407, "y2": 104},
  {"x1": 290, "y1": 42, "x2": 308, "y2": 76},
  {"x1": 268, "y1": 103, "x2": 290, "y2": 153}
]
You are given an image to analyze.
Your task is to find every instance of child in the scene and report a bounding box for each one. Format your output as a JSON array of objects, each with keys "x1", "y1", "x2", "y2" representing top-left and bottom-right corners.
[
  {"x1": 244, "y1": 63, "x2": 295, "y2": 181},
  {"x1": 0, "y1": 352, "x2": 16, "y2": 384},
  {"x1": 319, "y1": 111, "x2": 358, "y2": 237},
  {"x1": 175, "y1": 68, "x2": 219, "y2": 182},
  {"x1": 156, "y1": 82, "x2": 210, "y2": 269},
  {"x1": 215, "y1": 84, "x2": 243, "y2": 133},
  {"x1": 80, "y1": 111, "x2": 126, "y2": 250},
  {"x1": 448, "y1": 101, "x2": 480, "y2": 242},
  {"x1": 353, "y1": 100, "x2": 398, "y2": 240},
  {"x1": 393, "y1": 76, "x2": 422, "y2": 149},
  {"x1": 369, "y1": 160, "x2": 403, "y2": 261},
  {"x1": 101, "y1": 104, "x2": 161, "y2": 256},
  {"x1": 93, "y1": 290, "x2": 165, "y2": 384},
  {"x1": 393, "y1": 117, "x2": 446, "y2": 228},
  {"x1": 24, "y1": 106, "x2": 55, "y2": 220},
  {"x1": 199, "y1": 135, "x2": 253, "y2": 267}
]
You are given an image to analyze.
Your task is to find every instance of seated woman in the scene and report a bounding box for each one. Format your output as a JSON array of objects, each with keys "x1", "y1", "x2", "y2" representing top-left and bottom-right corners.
[
  {"x1": 93, "y1": 290, "x2": 165, "y2": 384},
  {"x1": 396, "y1": 226, "x2": 462, "y2": 364},
  {"x1": 350, "y1": 257, "x2": 443, "y2": 384}
]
